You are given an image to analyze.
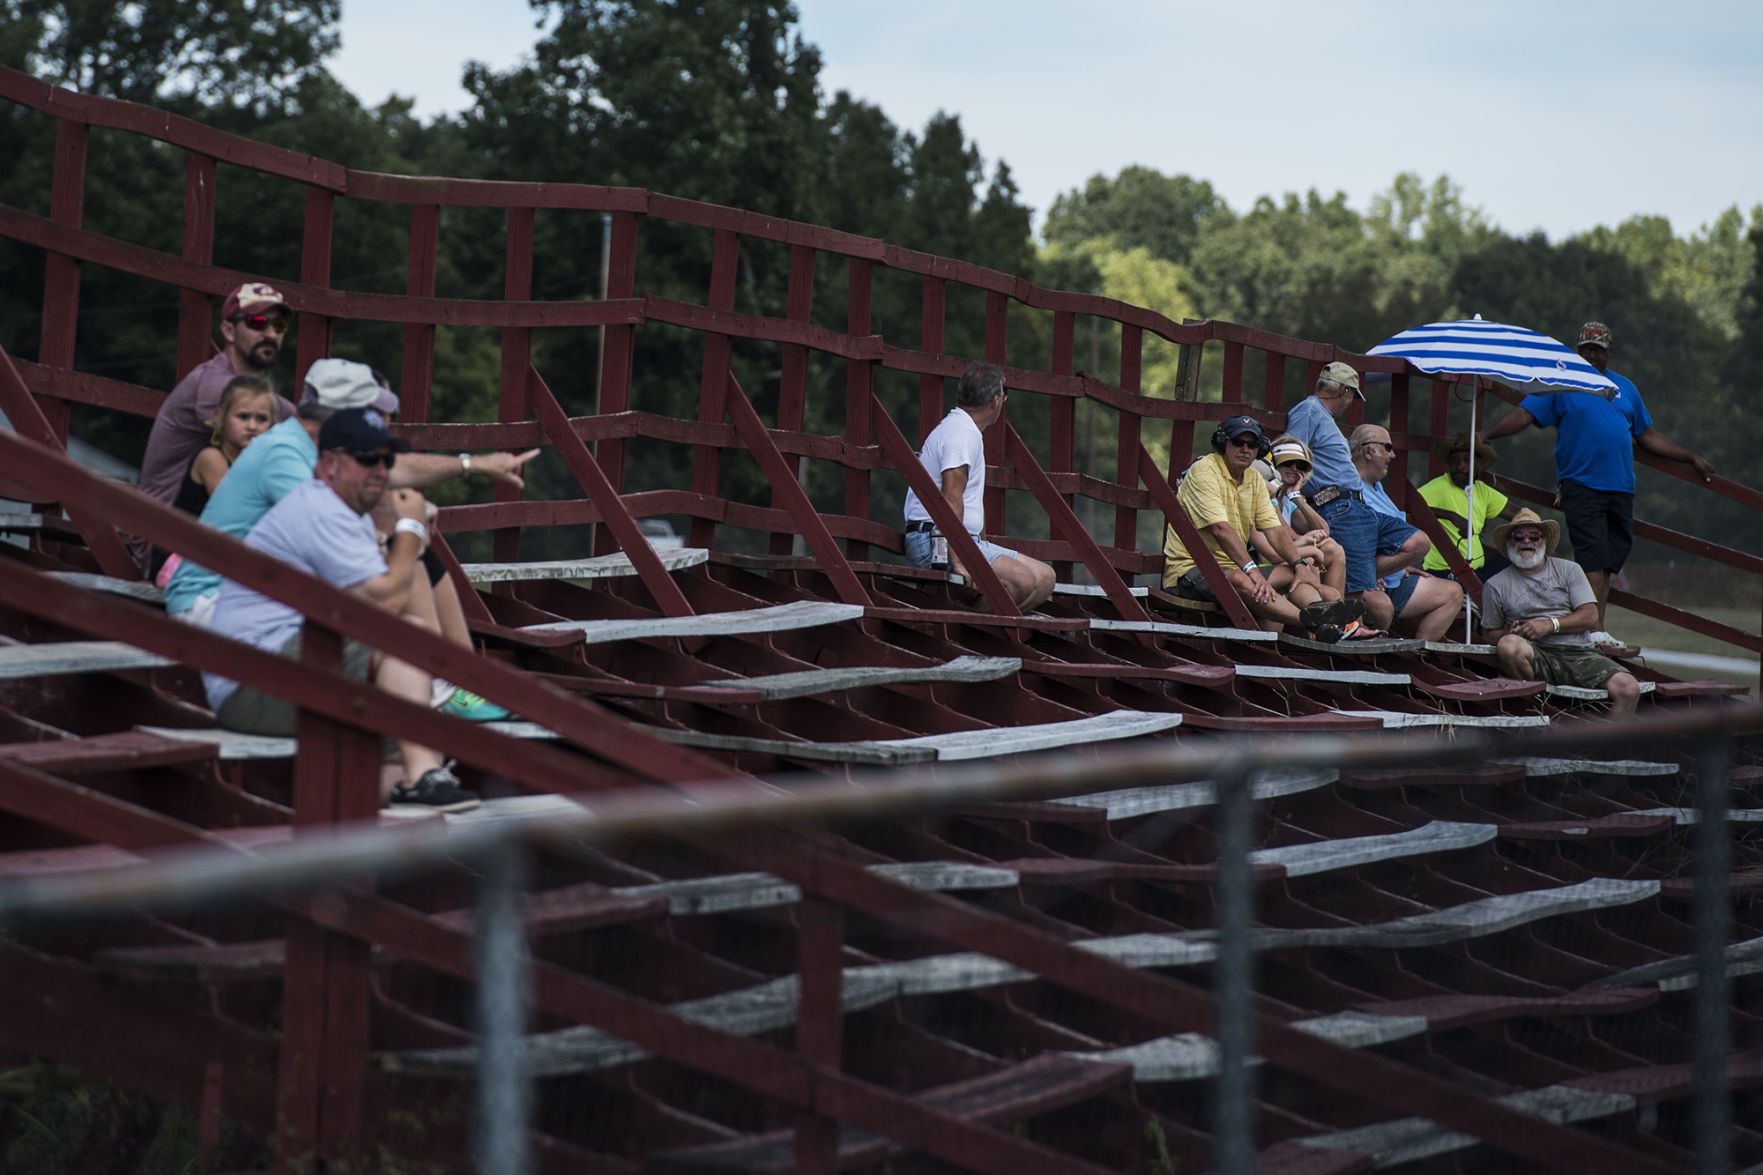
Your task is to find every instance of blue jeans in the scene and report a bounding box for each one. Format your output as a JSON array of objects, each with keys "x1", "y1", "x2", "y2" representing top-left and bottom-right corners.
[
  {"x1": 1318, "y1": 497, "x2": 1416, "y2": 593},
  {"x1": 904, "y1": 529, "x2": 1016, "y2": 570}
]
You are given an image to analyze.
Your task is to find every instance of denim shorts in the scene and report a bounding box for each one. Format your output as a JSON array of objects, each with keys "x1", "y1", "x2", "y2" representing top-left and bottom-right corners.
[
  {"x1": 904, "y1": 529, "x2": 1017, "y2": 570},
  {"x1": 1319, "y1": 497, "x2": 1417, "y2": 594},
  {"x1": 1385, "y1": 571, "x2": 1419, "y2": 617}
]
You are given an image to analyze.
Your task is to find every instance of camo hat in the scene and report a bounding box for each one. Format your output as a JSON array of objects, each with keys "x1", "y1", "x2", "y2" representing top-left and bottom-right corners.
[{"x1": 1575, "y1": 322, "x2": 1613, "y2": 351}]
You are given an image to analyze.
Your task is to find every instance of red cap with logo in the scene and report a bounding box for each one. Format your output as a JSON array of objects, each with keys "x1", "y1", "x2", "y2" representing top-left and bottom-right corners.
[{"x1": 222, "y1": 282, "x2": 287, "y2": 321}]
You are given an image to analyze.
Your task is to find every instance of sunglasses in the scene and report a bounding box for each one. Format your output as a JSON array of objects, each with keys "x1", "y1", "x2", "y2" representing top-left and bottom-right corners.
[
  {"x1": 1277, "y1": 460, "x2": 1312, "y2": 473},
  {"x1": 343, "y1": 450, "x2": 397, "y2": 469},
  {"x1": 1361, "y1": 441, "x2": 1395, "y2": 454},
  {"x1": 1226, "y1": 435, "x2": 1261, "y2": 449},
  {"x1": 234, "y1": 313, "x2": 290, "y2": 335},
  {"x1": 1509, "y1": 529, "x2": 1544, "y2": 542}
]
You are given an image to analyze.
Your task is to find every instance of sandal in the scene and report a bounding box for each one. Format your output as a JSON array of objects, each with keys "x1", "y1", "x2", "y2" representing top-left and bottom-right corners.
[
  {"x1": 1300, "y1": 598, "x2": 1365, "y2": 632},
  {"x1": 1340, "y1": 620, "x2": 1387, "y2": 640}
]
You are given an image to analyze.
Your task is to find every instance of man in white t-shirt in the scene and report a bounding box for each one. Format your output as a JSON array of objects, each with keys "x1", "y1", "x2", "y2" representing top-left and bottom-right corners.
[
  {"x1": 204, "y1": 408, "x2": 480, "y2": 811},
  {"x1": 902, "y1": 361, "x2": 1055, "y2": 609}
]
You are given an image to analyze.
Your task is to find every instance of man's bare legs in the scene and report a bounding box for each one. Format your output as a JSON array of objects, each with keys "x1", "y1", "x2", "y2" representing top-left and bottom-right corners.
[
  {"x1": 1394, "y1": 576, "x2": 1464, "y2": 641},
  {"x1": 990, "y1": 551, "x2": 1056, "y2": 611},
  {"x1": 1354, "y1": 588, "x2": 1395, "y2": 631},
  {"x1": 1585, "y1": 568, "x2": 1611, "y2": 628}
]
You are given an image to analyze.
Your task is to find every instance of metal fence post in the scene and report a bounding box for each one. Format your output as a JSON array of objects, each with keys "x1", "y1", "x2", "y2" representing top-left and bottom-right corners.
[
  {"x1": 1213, "y1": 765, "x2": 1256, "y2": 1175},
  {"x1": 476, "y1": 839, "x2": 532, "y2": 1175},
  {"x1": 1693, "y1": 736, "x2": 1732, "y2": 1175}
]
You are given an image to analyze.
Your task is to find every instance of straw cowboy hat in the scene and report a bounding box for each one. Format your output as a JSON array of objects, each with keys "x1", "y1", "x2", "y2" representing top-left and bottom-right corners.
[
  {"x1": 1432, "y1": 431, "x2": 1499, "y2": 469},
  {"x1": 1490, "y1": 508, "x2": 1560, "y2": 556}
]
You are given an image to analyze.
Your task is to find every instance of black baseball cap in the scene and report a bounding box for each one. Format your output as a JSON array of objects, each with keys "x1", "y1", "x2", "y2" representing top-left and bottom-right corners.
[
  {"x1": 1220, "y1": 413, "x2": 1267, "y2": 443},
  {"x1": 318, "y1": 407, "x2": 411, "y2": 455}
]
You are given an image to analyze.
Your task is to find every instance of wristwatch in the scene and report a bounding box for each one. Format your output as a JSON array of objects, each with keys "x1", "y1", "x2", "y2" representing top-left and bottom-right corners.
[{"x1": 459, "y1": 452, "x2": 473, "y2": 475}]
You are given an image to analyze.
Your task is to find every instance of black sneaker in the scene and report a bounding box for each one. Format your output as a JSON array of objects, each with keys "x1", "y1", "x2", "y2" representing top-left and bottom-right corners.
[
  {"x1": 388, "y1": 763, "x2": 481, "y2": 813},
  {"x1": 1301, "y1": 598, "x2": 1365, "y2": 632}
]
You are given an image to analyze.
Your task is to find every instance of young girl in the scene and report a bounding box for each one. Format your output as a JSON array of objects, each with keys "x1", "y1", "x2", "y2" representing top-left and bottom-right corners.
[{"x1": 152, "y1": 374, "x2": 280, "y2": 584}]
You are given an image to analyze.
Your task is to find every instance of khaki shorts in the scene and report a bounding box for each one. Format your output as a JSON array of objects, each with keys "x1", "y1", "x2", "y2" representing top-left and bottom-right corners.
[
  {"x1": 216, "y1": 631, "x2": 375, "y2": 737},
  {"x1": 1530, "y1": 643, "x2": 1625, "y2": 690}
]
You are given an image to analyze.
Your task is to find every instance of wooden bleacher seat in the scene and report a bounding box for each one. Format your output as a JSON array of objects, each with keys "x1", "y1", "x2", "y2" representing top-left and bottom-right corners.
[
  {"x1": 1049, "y1": 768, "x2": 1337, "y2": 821},
  {"x1": 646, "y1": 709, "x2": 1183, "y2": 765},
  {"x1": 137, "y1": 719, "x2": 558, "y2": 760},
  {"x1": 1492, "y1": 757, "x2": 1679, "y2": 777},
  {"x1": 0, "y1": 640, "x2": 173, "y2": 679},
  {"x1": 45, "y1": 570, "x2": 164, "y2": 605},
  {"x1": 1089, "y1": 617, "x2": 1274, "y2": 642},
  {"x1": 1545, "y1": 681, "x2": 1657, "y2": 702},
  {"x1": 1277, "y1": 633, "x2": 1424, "y2": 655},
  {"x1": 1328, "y1": 710, "x2": 1550, "y2": 730},
  {"x1": 460, "y1": 548, "x2": 709, "y2": 583},
  {"x1": 1233, "y1": 664, "x2": 1411, "y2": 686},
  {"x1": 693, "y1": 654, "x2": 1021, "y2": 701},
  {"x1": 518, "y1": 599, "x2": 864, "y2": 642}
]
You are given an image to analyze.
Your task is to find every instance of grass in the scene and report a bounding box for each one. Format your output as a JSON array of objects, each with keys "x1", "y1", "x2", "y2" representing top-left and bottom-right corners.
[{"x1": 1605, "y1": 604, "x2": 1759, "y2": 690}]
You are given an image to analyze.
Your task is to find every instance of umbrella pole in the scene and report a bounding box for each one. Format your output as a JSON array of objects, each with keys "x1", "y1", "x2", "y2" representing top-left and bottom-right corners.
[{"x1": 1464, "y1": 378, "x2": 1477, "y2": 644}]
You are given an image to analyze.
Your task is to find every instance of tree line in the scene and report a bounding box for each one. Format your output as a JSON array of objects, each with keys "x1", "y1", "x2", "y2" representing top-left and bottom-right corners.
[{"x1": 3, "y1": 0, "x2": 1757, "y2": 557}]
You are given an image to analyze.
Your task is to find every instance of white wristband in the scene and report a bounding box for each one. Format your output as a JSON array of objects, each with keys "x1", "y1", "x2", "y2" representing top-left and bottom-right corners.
[
  {"x1": 1550, "y1": 616, "x2": 1560, "y2": 633},
  {"x1": 394, "y1": 517, "x2": 429, "y2": 546},
  {"x1": 459, "y1": 452, "x2": 473, "y2": 475}
]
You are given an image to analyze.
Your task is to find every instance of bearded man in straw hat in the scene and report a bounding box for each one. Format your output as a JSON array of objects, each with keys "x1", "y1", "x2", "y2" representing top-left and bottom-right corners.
[
  {"x1": 1418, "y1": 432, "x2": 1519, "y2": 577},
  {"x1": 1478, "y1": 508, "x2": 1641, "y2": 715}
]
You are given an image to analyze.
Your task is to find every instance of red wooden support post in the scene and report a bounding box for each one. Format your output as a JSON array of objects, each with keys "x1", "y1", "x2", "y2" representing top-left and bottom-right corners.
[
  {"x1": 399, "y1": 202, "x2": 440, "y2": 423},
  {"x1": 844, "y1": 259, "x2": 874, "y2": 562},
  {"x1": 771, "y1": 245, "x2": 816, "y2": 556},
  {"x1": 725, "y1": 375, "x2": 869, "y2": 607},
  {"x1": 1137, "y1": 450, "x2": 1259, "y2": 630},
  {"x1": 594, "y1": 210, "x2": 640, "y2": 554},
  {"x1": 1430, "y1": 376, "x2": 1451, "y2": 443},
  {"x1": 1263, "y1": 351, "x2": 1286, "y2": 413},
  {"x1": 1004, "y1": 424, "x2": 1146, "y2": 621},
  {"x1": 493, "y1": 207, "x2": 534, "y2": 570},
  {"x1": 795, "y1": 898, "x2": 844, "y2": 1174},
  {"x1": 689, "y1": 228, "x2": 740, "y2": 550},
  {"x1": 526, "y1": 367, "x2": 695, "y2": 617},
  {"x1": 1221, "y1": 340, "x2": 1244, "y2": 405},
  {"x1": 1114, "y1": 325, "x2": 1143, "y2": 551},
  {"x1": 176, "y1": 152, "x2": 218, "y2": 381},
  {"x1": 294, "y1": 186, "x2": 334, "y2": 389},
  {"x1": 38, "y1": 118, "x2": 87, "y2": 448},
  {"x1": 919, "y1": 277, "x2": 946, "y2": 440},
  {"x1": 1049, "y1": 310, "x2": 1077, "y2": 581},
  {"x1": 277, "y1": 623, "x2": 379, "y2": 1173},
  {"x1": 982, "y1": 291, "x2": 1008, "y2": 535}
]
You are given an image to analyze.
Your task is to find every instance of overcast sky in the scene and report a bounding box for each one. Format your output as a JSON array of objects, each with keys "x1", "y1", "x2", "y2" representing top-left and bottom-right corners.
[{"x1": 330, "y1": 0, "x2": 1763, "y2": 242}]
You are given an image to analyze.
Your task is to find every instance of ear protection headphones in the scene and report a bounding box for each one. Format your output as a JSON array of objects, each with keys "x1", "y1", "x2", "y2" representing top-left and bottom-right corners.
[{"x1": 1211, "y1": 414, "x2": 1271, "y2": 458}]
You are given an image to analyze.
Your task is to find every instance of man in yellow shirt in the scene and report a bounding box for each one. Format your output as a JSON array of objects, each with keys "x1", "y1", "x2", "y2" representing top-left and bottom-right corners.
[
  {"x1": 1418, "y1": 432, "x2": 1518, "y2": 577},
  {"x1": 1164, "y1": 414, "x2": 1364, "y2": 639}
]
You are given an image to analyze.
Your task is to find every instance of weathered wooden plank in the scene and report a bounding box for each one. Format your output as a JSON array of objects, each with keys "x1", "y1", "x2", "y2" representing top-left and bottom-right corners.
[
  {"x1": 646, "y1": 710, "x2": 1180, "y2": 765},
  {"x1": 136, "y1": 726, "x2": 295, "y2": 760},
  {"x1": 1595, "y1": 935, "x2": 1763, "y2": 991},
  {"x1": 1088, "y1": 618, "x2": 1276, "y2": 642},
  {"x1": 519, "y1": 600, "x2": 864, "y2": 641},
  {"x1": 1493, "y1": 757, "x2": 1679, "y2": 777},
  {"x1": 1233, "y1": 664, "x2": 1411, "y2": 686},
  {"x1": 1050, "y1": 582, "x2": 1150, "y2": 599},
  {"x1": 1050, "y1": 768, "x2": 1337, "y2": 820},
  {"x1": 0, "y1": 640, "x2": 174, "y2": 679},
  {"x1": 1421, "y1": 641, "x2": 1496, "y2": 655},
  {"x1": 44, "y1": 571, "x2": 163, "y2": 605},
  {"x1": 460, "y1": 547, "x2": 708, "y2": 584},
  {"x1": 0, "y1": 730, "x2": 218, "y2": 773},
  {"x1": 1413, "y1": 678, "x2": 1545, "y2": 702},
  {"x1": 1292, "y1": 1084, "x2": 1637, "y2": 1168},
  {"x1": 694, "y1": 655, "x2": 1021, "y2": 701},
  {"x1": 615, "y1": 860, "x2": 1017, "y2": 917},
  {"x1": 1250, "y1": 821, "x2": 1495, "y2": 878},
  {"x1": 94, "y1": 939, "x2": 287, "y2": 982},
  {"x1": 1330, "y1": 711, "x2": 1551, "y2": 730},
  {"x1": 1545, "y1": 681, "x2": 1656, "y2": 701}
]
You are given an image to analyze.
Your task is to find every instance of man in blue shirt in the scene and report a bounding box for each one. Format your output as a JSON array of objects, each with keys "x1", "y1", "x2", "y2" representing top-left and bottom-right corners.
[
  {"x1": 1283, "y1": 361, "x2": 1408, "y2": 631},
  {"x1": 1479, "y1": 322, "x2": 1714, "y2": 648}
]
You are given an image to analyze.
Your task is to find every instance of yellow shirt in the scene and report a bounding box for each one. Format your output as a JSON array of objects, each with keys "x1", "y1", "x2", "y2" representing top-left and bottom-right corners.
[
  {"x1": 1163, "y1": 452, "x2": 1280, "y2": 586},
  {"x1": 1417, "y1": 475, "x2": 1508, "y2": 570}
]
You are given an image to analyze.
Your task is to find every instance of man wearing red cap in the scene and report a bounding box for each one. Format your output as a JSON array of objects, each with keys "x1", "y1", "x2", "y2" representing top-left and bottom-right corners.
[
  {"x1": 133, "y1": 282, "x2": 297, "y2": 566},
  {"x1": 1479, "y1": 321, "x2": 1714, "y2": 649}
]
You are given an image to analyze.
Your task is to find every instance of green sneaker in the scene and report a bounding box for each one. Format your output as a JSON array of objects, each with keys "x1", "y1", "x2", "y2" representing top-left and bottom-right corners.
[{"x1": 439, "y1": 687, "x2": 510, "y2": 722}]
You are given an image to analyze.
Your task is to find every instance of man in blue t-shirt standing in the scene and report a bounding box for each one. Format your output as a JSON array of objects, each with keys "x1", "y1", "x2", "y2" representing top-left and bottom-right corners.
[{"x1": 1478, "y1": 322, "x2": 1714, "y2": 649}]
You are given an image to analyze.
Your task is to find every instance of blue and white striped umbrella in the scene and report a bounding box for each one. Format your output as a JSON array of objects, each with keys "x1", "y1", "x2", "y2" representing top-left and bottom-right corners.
[{"x1": 1367, "y1": 316, "x2": 1616, "y2": 396}]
